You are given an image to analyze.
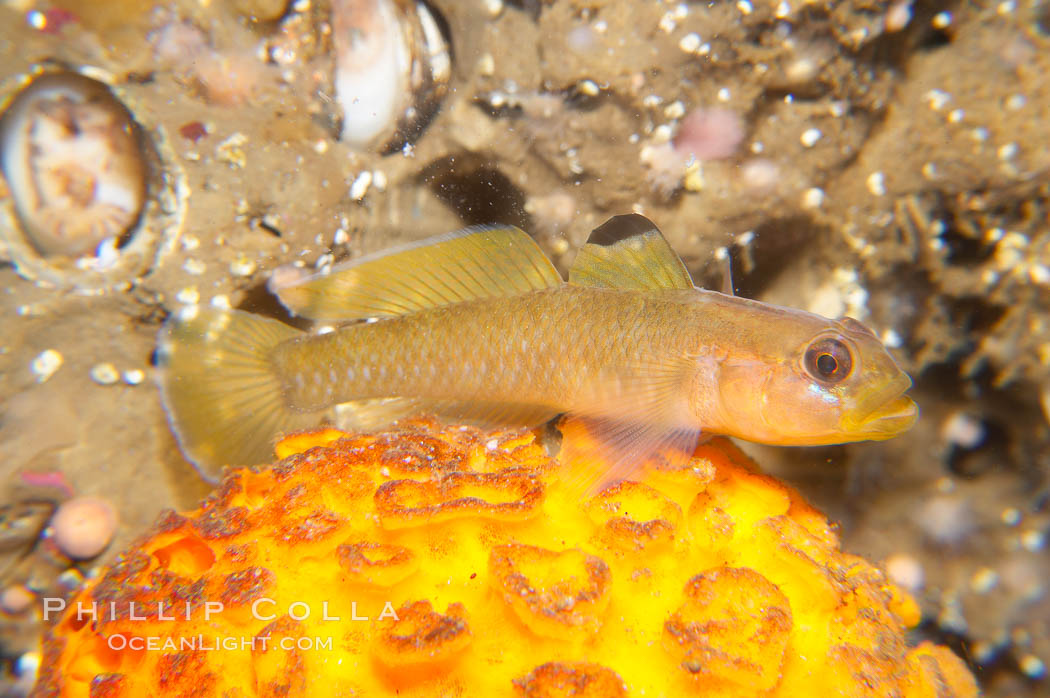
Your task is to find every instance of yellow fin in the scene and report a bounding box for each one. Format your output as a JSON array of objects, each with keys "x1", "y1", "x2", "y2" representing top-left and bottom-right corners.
[
  {"x1": 569, "y1": 214, "x2": 694, "y2": 291},
  {"x1": 270, "y1": 226, "x2": 563, "y2": 321},
  {"x1": 557, "y1": 415, "x2": 701, "y2": 496},
  {"x1": 334, "y1": 397, "x2": 559, "y2": 432},
  {"x1": 559, "y1": 351, "x2": 704, "y2": 493},
  {"x1": 156, "y1": 307, "x2": 319, "y2": 481}
]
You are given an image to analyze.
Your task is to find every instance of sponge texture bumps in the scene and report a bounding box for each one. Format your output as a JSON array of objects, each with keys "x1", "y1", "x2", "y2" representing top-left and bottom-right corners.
[{"x1": 35, "y1": 419, "x2": 977, "y2": 697}]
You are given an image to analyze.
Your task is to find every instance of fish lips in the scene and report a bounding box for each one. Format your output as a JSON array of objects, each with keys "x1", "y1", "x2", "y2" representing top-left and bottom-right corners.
[{"x1": 851, "y1": 394, "x2": 919, "y2": 437}]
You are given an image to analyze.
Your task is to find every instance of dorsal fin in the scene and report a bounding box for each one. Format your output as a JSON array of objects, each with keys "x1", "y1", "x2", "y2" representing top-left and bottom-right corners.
[
  {"x1": 270, "y1": 226, "x2": 563, "y2": 321},
  {"x1": 569, "y1": 214, "x2": 694, "y2": 291}
]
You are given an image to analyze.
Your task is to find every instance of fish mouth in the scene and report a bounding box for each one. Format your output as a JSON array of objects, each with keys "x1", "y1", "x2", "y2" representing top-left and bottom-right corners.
[{"x1": 847, "y1": 394, "x2": 919, "y2": 438}]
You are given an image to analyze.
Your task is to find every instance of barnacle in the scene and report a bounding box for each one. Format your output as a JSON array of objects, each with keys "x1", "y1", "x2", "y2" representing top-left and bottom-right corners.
[{"x1": 34, "y1": 419, "x2": 977, "y2": 697}]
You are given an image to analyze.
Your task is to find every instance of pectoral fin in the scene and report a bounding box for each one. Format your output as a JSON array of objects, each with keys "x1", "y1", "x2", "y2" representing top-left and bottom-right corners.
[
  {"x1": 557, "y1": 416, "x2": 702, "y2": 496},
  {"x1": 271, "y1": 226, "x2": 563, "y2": 321},
  {"x1": 557, "y1": 352, "x2": 703, "y2": 494},
  {"x1": 569, "y1": 214, "x2": 695, "y2": 291}
]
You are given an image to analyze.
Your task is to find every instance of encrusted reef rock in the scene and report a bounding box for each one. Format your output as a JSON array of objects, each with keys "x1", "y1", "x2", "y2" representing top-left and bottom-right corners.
[{"x1": 34, "y1": 420, "x2": 976, "y2": 697}]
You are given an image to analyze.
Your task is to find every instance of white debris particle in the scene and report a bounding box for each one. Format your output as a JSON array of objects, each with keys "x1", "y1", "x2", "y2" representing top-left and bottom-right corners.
[
  {"x1": 885, "y1": 1, "x2": 912, "y2": 31},
  {"x1": 678, "y1": 32, "x2": 701, "y2": 53},
  {"x1": 182, "y1": 258, "x2": 206, "y2": 275},
  {"x1": 312, "y1": 139, "x2": 329, "y2": 154},
  {"x1": 740, "y1": 159, "x2": 779, "y2": 192},
  {"x1": 941, "y1": 411, "x2": 984, "y2": 449},
  {"x1": 737, "y1": 0, "x2": 753, "y2": 15},
  {"x1": 800, "y1": 127, "x2": 822, "y2": 147},
  {"x1": 658, "y1": 11, "x2": 676, "y2": 33},
  {"x1": 717, "y1": 87, "x2": 731, "y2": 102},
  {"x1": 176, "y1": 286, "x2": 200, "y2": 305},
  {"x1": 230, "y1": 256, "x2": 257, "y2": 277},
  {"x1": 210, "y1": 294, "x2": 232, "y2": 310},
  {"x1": 216, "y1": 132, "x2": 248, "y2": 169},
  {"x1": 1005, "y1": 93, "x2": 1026, "y2": 110},
  {"x1": 969, "y1": 567, "x2": 999, "y2": 594},
  {"x1": 1030, "y1": 264, "x2": 1050, "y2": 285},
  {"x1": 775, "y1": 1, "x2": 791, "y2": 19},
  {"x1": 998, "y1": 142, "x2": 1018, "y2": 160},
  {"x1": 663, "y1": 100, "x2": 686, "y2": 120},
  {"x1": 652, "y1": 123, "x2": 673, "y2": 143},
  {"x1": 1001, "y1": 507, "x2": 1021, "y2": 526},
  {"x1": 349, "y1": 171, "x2": 373, "y2": 201},
  {"x1": 924, "y1": 89, "x2": 951, "y2": 110},
  {"x1": 181, "y1": 235, "x2": 201, "y2": 251},
  {"x1": 122, "y1": 369, "x2": 145, "y2": 385},
  {"x1": 881, "y1": 328, "x2": 903, "y2": 348},
  {"x1": 31, "y1": 350, "x2": 63, "y2": 383},
  {"x1": 1020, "y1": 655, "x2": 1046, "y2": 679},
  {"x1": 884, "y1": 553, "x2": 924, "y2": 592},
  {"x1": 674, "y1": 3, "x2": 688, "y2": 19},
  {"x1": 997, "y1": 0, "x2": 1016, "y2": 14},
  {"x1": 921, "y1": 162, "x2": 938, "y2": 180},
  {"x1": 334, "y1": 228, "x2": 350, "y2": 245},
  {"x1": 1020, "y1": 529, "x2": 1045, "y2": 552},
  {"x1": 592, "y1": 19, "x2": 607, "y2": 33},
  {"x1": 801, "y1": 187, "x2": 825, "y2": 209},
  {"x1": 485, "y1": 438, "x2": 499, "y2": 450},
  {"x1": 578, "y1": 79, "x2": 600, "y2": 96},
  {"x1": 866, "y1": 171, "x2": 886, "y2": 196},
  {"x1": 932, "y1": 11, "x2": 952, "y2": 28},
  {"x1": 90, "y1": 363, "x2": 120, "y2": 385},
  {"x1": 482, "y1": 0, "x2": 503, "y2": 18},
  {"x1": 947, "y1": 108, "x2": 964, "y2": 123},
  {"x1": 477, "y1": 53, "x2": 495, "y2": 76},
  {"x1": 372, "y1": 170, "x2": 388, "y2": 192}
]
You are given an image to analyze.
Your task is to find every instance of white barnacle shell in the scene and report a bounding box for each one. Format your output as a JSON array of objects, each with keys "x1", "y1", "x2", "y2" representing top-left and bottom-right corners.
[
  {"x1": 0, "y1": 66, "x2": 186, "y2": 293},
  {"x1": 0, "y1": 71, "x2": 145, "y2": 258},
  {"x1": 332, "y1": 0, "x2": 452, "y2": 152}
]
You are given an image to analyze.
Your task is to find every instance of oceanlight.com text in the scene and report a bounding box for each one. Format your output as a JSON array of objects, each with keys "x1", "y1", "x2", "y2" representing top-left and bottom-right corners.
[{"x1": 106, "y1": 634, "x2": 334, "y2": 652}]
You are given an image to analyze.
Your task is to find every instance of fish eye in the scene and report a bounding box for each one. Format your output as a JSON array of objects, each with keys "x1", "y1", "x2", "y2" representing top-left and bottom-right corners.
[{"x1": 804, "y1": 337, "x2": 853, "y2": 383}]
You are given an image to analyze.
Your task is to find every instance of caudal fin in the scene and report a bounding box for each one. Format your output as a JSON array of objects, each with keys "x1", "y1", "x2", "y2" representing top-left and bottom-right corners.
[{"x1": 156, "y1": 306, "x2": 319, "y2": 481}]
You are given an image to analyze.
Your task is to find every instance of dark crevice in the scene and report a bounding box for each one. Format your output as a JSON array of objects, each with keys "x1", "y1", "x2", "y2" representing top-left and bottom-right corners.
[
  {"x1": 420, "y1": 154, "x2": 531, "y2": 229},
  {"x1": 235, "y1": 280, "x2": 311, "y2": 330}
]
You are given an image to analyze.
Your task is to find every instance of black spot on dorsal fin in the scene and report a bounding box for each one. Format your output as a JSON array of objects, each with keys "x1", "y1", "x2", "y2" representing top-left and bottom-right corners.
[{"x1": 587, "y1": 213, "x2": 659, "y2": 247}]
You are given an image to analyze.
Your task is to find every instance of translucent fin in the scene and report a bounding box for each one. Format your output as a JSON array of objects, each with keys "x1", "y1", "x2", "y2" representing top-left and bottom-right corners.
[
  {"x1": 557, "y1": 415, "x2": 701, "y2": 496},
  {"x1": 270, "y1": 226, "x2": 563, "y2": 321},
  {"x1": 717, "y1": 249, "x2": 735, "y2": 296},
  {"x1": 156, "y1": 307, "x2": 319, "y2": 482},
  {"x1": 334, "y1": 397, "x2": 560, "y2": 432},
  {"x1": 569, "y1": 214, "x2": 694, "y2": 291},
  {"x1": 559, "y1": 352, "x2": 704, "y2": 494}
]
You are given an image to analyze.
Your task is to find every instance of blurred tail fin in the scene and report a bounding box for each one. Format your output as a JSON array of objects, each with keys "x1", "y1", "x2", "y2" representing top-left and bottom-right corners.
[{"x1": 156, "y1": 307, "x2": 318, "y2": 482}]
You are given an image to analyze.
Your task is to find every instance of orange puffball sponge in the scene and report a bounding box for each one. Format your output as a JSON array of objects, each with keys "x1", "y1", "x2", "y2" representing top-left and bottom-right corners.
[{"x1": 34, "y1": 420, "x2": 977, "y2": 697}]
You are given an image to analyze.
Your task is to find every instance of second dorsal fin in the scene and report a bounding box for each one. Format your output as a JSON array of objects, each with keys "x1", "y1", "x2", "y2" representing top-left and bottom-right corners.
[
  {"x1": 569, "y1": 214, "x2": 694, "y2": 291},
  {"x1": 270, "y1": 225, "x2": 563, "y2": 321}
]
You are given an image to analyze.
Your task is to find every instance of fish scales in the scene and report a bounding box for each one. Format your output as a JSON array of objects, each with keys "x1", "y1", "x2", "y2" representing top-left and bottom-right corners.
[{"x1": 270, "y1": 286, "x2": 701, "y2": 415}]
